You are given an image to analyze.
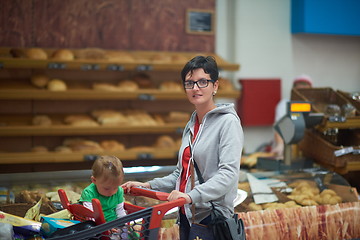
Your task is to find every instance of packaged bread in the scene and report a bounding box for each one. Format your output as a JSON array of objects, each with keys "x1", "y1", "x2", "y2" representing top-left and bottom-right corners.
[
  {"x1": 91, "y1": 109, "x2": 128, "y2": 126},
  {"x1": 159, "y1": 81, "x2": 183, "y2": 92},
  {"x1": 51, "y1": 49, "x2": 74, "y2": 60},
  {"x1": 32, "y1": 115, "x2": 52, "y2": 126},
  {"x1": 154, "y1": 135, "x2": 176, "y2": 149},
  {"x1": 25, "y1": 48, "x2": 48, "y2": 60},
  {"x1": 64, "y1": 114, "x2": 99, "y2": 127},
  {"x1": 118, "y1": 80, "x2": 139, "y2": 91},
  {"x1": 31, "y1": 74, "x2": 50, "y2": 88},
  {"x1": 47, "y1": 79, "x2": 67, "y2": 91},
  {"x1": 100, "y1": 140, "x2": 125, "y2": 152}
]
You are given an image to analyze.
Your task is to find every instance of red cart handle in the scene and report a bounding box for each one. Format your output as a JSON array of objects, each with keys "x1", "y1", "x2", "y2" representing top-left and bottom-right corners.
[{"x1": 127, "y1": 186, "x2": 170, "y2": 201}]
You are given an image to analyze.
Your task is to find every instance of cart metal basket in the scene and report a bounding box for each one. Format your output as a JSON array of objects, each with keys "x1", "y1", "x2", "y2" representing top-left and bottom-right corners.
[{"x1": 47, "y1": 187, "x2": 185, "y2": 240}]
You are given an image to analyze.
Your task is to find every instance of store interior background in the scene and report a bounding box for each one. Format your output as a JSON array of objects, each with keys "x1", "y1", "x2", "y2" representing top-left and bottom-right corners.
[{"x1": 1, "y1": 0, "x2": 359, "y2": 154}]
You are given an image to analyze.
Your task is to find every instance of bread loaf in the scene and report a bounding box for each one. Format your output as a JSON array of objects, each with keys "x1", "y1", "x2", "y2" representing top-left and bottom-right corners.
[
  {"x1": 118, "y1": 80, "x2": 139, "y2": 91},
  {"x1": 51, "y1": 49, "x2": 74, "y2": 60},
  {"x1": 159, "y1": 81, "x2": 183, "y2": 92},
  {"x1": 91, "y1": 110, "x2": 128, "y2": 126},
  {"x1": 131, "y1": 73, "x2": 154, "y2": 89},
  {"x1": 64, "y1": 114, "x2": 99, "y2": 127},
  {"x1": 31, "y1": 74, "x2": 50, "y2": 88},
  {"x1": 154, "y1": 135, "x2": 176, "y2": 149},
  {"x1": 25, "y1": 48, "x2": 48, "y2": 60},
  {"x1": 47, "y1": 79, "x2": 67, "y2": 91},
  {"x1": 106, "y1": 51, "x2": 135, "y2": 62},
  {"x1": 63, "y1": 139, "x2": 103, "y2": 152},
  {"x1": 32, "y1": 115, "x2": 52, "y2": 126},
  {"x1": 75, "y1": 48, "x2": 106, "y2": 60},
  {"x1": 166, "y1": 111, "x2": 190, "y2": 123},
  {"x1": 92, "y1": 83, "x2": 121, "y2": 91},
  {"x1": 100, "y1": 140, "x2": 125, "y2": 152}
]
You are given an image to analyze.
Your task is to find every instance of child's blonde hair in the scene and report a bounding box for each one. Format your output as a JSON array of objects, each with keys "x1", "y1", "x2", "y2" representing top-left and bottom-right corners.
[{"x1": 92, "y1": 155, "x2": 124, "y2": 182}]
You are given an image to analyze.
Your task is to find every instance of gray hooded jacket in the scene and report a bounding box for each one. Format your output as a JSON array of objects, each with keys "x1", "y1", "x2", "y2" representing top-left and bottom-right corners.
[{"x1": 149, "y1": 103, "x2": 244, "y2": 223}]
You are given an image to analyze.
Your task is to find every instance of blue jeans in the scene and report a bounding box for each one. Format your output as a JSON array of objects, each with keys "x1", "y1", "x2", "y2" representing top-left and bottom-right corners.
[{"x1": 179, "y1": 211, "x2": 211, "y2": 240}]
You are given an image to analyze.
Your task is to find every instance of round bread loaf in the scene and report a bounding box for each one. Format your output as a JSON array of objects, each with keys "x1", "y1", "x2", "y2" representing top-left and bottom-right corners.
[
  {"x1": 159, "y1": 81, "x2": 183, "y2": 92},
  {"x1": 154, "y1": 135, "x2": 176, "y2": 148},
  {"x1": 32, "y1": 115, "x2": 52, "y2": 126},
  {"x1": 100, "y1": 140, "x2": 125, "y2": 151},
  {"x1": 25, "y1": 48, "x2": 48, "y2": 60},
  {"x1": 118, "y1": 80, "x2": 139, "y2": 91},
  {"x1": 31, "y1": 74, "x2": 50, "y2": 88},
  {"x1": 47, "y1": 79, "x2": 67, "y2": 91},
  {"x1": 51, "y1": 49, "x2": 74, "y2": 60}
]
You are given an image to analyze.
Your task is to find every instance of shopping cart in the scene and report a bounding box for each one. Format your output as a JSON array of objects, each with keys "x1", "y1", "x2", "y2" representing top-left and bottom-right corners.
[{"x1": 48, "y1": 187, "x2": 185, "y2": 240}]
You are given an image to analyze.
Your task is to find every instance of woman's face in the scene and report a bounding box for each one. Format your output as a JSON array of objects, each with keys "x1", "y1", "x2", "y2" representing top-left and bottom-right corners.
[
  {"x1": 92, "y1": 176, "x2": 122, "y2": 197},
  {"x1": 184, "y1": 68, "x2": 218, "y2": 107}
]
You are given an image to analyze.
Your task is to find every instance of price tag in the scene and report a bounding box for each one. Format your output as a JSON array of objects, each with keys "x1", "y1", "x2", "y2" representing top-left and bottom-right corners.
[
  {"x1": 107, "y1": 64, "x2": 124, "y2": 71},
  {"x1": 138, "y1": 94, "x2": 155, "y2": 101},
  {"x1": 81, "y1": 64, "x2": 100, "y2": 71},
  {"x1": 334, "y1": 146, "x2": 353, "y2": 157},
  {"x1": 83, "y1": 154, "x2": 99, "y2": 161},
  {"x1": 137, "y1": 153, "x2": 153, "y2": 160},
  {"x1": 136, "y1": 65, "x2": 152, "y2": 71},
  {"x1": 48, "y1": 62, "x2": 66, "y2": 69}
]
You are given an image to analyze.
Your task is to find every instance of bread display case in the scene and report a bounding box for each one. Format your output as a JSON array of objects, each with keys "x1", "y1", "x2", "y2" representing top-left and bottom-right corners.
[
  {"x1": 291, "y1": 88, "x2": 360, "y2": 175},
  {"x1": 0, "y1": 47, "x2": 240, "y2": 173},
  {"x1": 236, "y1": 168, "x2": 360, "y2": 240}
]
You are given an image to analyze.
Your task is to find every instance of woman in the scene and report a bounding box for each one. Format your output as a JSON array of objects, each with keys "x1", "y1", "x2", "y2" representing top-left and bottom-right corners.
[{"x1": 122, "y1": 56, "x2": 244, "y2": 239}]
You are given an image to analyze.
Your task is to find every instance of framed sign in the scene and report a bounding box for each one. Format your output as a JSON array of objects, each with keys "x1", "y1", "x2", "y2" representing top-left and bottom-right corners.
[{"x1": 186, "y1": 9, "x2": 215, "y2": 35}]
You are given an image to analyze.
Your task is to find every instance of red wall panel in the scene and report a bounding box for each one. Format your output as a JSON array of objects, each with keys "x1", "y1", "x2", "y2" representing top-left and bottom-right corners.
[{"x1": 237, "y1": 79, "x2": 281, "y2": 126}]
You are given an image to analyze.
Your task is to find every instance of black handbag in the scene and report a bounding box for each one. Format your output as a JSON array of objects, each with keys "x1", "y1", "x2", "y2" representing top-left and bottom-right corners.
[{"x1": 191, "y1": 159, "x2": 246, "y2": 240}]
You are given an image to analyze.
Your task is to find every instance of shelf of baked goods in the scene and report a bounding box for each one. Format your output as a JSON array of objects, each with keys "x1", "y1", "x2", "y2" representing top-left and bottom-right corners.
[
  {"x1": 0, "y1": 47, "x2": 240, "y2": 71},
  {"x1": 0, "y1": 73, "x2": 240, "y2": 100},
  {"x1": 0, "y1": 110, "x2": 190, "y2": 136},
  {"x1": 0, "y1": 148, "x2": 179, "y2": 165},
  {"x1": 0, "y1": 88, "x2": 239, "y2": 100},
  {"x1": 0, "y1": 135, "x2": 181, "y2": 165}
]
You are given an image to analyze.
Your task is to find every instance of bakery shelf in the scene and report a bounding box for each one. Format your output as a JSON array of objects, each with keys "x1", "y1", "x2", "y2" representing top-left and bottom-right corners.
[
  {"x1": 316, "y1": 118, "x2": 360, "y2": 132},
  {"x1": 0, "y1": 148, "x2": 179, "y2": 165},
  {"x1": 0, "y1": 89, "x2": 240, "y2": 100},
  {"x1": 0, "y1": 49, "x2": 240, "y2": 71},
  {"x1": 0, "y1": 123, "x2": 186, "y2": 136}
]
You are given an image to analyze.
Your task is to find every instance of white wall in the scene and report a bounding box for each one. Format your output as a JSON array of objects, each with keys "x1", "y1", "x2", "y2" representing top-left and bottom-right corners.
[{"x1": 216, "y1": 0, "x2": 360, "y2": 153}]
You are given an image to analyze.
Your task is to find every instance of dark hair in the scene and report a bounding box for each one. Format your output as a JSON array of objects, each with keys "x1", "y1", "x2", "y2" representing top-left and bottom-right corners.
[{"x1": 180, "y1": 56, "x2": 219, "y2": 83}]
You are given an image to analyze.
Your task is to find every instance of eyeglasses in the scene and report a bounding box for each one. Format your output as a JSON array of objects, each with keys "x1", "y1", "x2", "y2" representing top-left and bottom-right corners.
[{"x1": 184, "y1": 79, "x2": 214, "y2": 89}]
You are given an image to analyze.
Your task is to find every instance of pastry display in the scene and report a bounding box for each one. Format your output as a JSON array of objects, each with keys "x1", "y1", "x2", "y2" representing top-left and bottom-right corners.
[{"x1": 47, "y1": 79, "x2": 67, "y2": 91}]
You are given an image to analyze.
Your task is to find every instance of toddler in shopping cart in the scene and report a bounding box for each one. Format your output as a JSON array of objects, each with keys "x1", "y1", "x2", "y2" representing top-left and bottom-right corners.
[{"x1": 79, "y1": 155, "x2": 135, "y2": 239}]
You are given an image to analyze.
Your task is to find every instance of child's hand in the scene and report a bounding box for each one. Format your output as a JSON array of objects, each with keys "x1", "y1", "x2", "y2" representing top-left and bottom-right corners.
[{"x1": 121, "y1": 181, "x2": 150, "y2": 193}]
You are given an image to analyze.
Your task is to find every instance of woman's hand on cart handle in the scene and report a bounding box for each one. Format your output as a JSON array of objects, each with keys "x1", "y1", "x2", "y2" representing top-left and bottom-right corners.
[
  {"x1": 121, "y1": 181, "x2": 150, "y2": 193},
  {"x1": 168, "y1": 190, "x2": 192, "y2": 204}
]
